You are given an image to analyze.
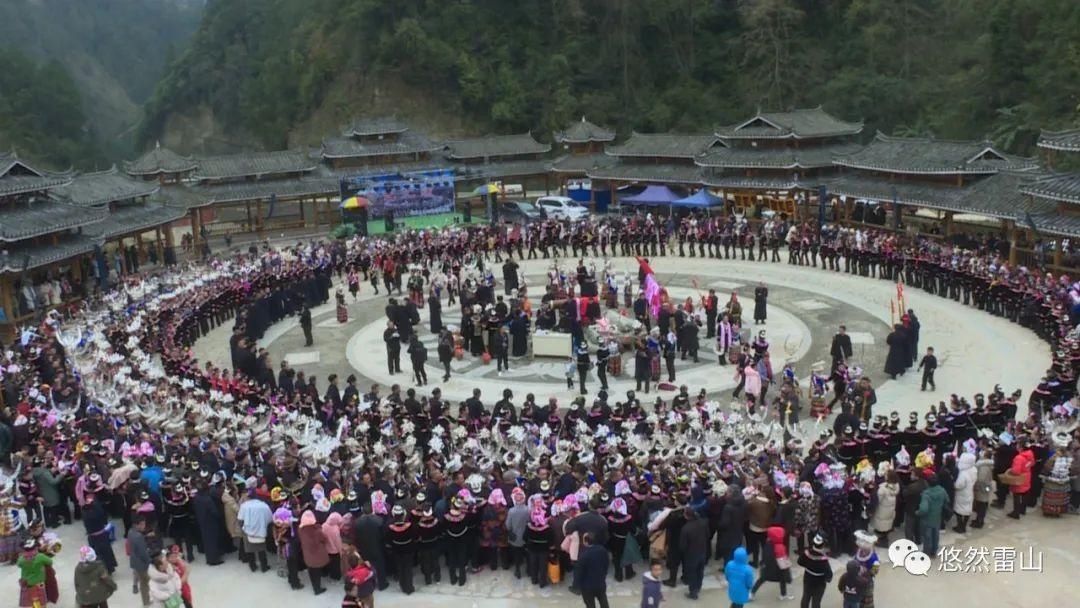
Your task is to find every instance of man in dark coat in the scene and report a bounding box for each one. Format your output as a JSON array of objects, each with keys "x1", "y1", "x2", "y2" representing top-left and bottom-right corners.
[
  {"x1": 299, "y1": 305, "x2": 313, "y2": 346},
  {"x1": 428, "y1": 291, "x2": 442, "y2": 333},
  {"x1": 907, "y1": 309, "x2": 921, "y2": 365},
  {"x1": 354, "y1": 506, "x2": 389, "y2": 590},
  {"x1": 884, "y1": 324, "x2": 909, "y2": 379},
  {"x1": 680, "y1": 507, "x2": 710, "y2": 599},
  {"x1": 830, "y1": 325, "x2": 852, "y2": 371},
  {"x1": 278, "y1": 361, "x2": 295, "y2": 397},
  {"x1": 192, "y1": 485, "x2": 225, "y2": 565},
  {"x1": 716, "y1": 485, "x2": 747, "y2": 565},
  {"x1": 753, "y1": 282, "x2": 769, "y2": 324},
  {"x1": 502, "y1": 259, "x2": 519, "y2": 295},
  {"x1": 384, "y1": 321, "x2": 402, "y2": 374},
  {"x1": 572, "y1": 533, "x2": 610, "y2": 608}
]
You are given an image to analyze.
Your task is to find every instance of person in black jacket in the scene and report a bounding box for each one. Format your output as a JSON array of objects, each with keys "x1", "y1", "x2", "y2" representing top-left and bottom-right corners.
[
  {"x1": 417, "y1": 508, "x2": 442, "y2": 585},
  {"x1": 595, "y1": 343, "x2": 610, "y2": 390},
  {"x1": 798, "y1": 534, "x2": 833, "y2": 608},
  {"x1": 387, "y1": 505, "x2": 418, "y2": 594},
  {"x1": 408, "y1": 336, "x2": 428, "y2": 386},
  {"x1": 299, "y1": 305, "x2": 313, "y2": 346},
  {"x1": 680, "y1": 508, "x2": 710, "y2": 599},
  {"x1": 524, "y1": 510, "x2": 552, "y2": 588},
  {"x1": 716, "y1": 485, "x2": 747, "y2": 566},
  {"x1": 437, "y1": 330, "x2": 454, "y2": 382},
  {"x1": 277, "y1": 361, "x2": 295, "y2": 398},
  {"x1": 383, "y1": 322, "x2": 401, "y2": 375},
  {"x1": 830, "y1": 325, "x2": 853, "y2": 371},
  {"x1": 576, "y1": 345, "x2": 591, "y2": 395},
  {"x1": 444, "y1": 499, "x2": 470, "y2": 586},
  {"x1": 573, "y1": 533, "x2": 610, "y2": 608},
  {"x1": 494, "y1": 326, "x2": 510, "y2": 373}
]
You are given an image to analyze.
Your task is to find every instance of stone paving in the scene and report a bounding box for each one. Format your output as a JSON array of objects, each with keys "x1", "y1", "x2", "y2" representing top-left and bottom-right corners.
[{"x1": 4, "y1": 256, "x2": 1062, "y2": 608}]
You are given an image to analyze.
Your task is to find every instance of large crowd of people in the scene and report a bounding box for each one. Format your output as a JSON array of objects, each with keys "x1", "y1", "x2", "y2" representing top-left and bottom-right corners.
[{"x1": 1, "y1": 211, "x2": 1078, "y2": 608}]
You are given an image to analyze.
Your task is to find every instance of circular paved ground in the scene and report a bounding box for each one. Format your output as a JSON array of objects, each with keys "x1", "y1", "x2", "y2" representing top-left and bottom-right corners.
[{"x1": 194, "y1": 256, "x2": 1048, "y2": 420}]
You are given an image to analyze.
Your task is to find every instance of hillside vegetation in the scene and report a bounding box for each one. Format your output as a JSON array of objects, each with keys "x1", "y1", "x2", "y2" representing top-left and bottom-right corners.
[
  {"x1": 0, "y1": 0, "x2": 201, "y2": 160},
  {"x1": 139, "y1": 0, "x2": 1080, "y2": 154}
]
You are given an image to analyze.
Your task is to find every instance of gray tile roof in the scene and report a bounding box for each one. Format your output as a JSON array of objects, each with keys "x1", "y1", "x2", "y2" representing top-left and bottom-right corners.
[
  {"x1": 194, "y1": 150, "x2": 317, "y2": 181},
  {"x1": 1020, "y1": 172, "x2": 1080, "y2": 205},
  {"x1": 341, "y1": 117, "x2": 409, "y2": 138},
  {"x1": 1037, "y1": 129, "x2": 1080, "y2": 153},
  {"x1": 0, "y1": 152, "x2": 72, "y2": 196},
  {"x1": 155, "y1": 184, "x2": 210, "y2": 210},
  {"x1": 454, "y1": 159, "x2": 553, "y2": 180},
  {"x1": 325, "y1": 159, "x2": 455, "y2": 180},
  {"x1": 1028, "y1": 212, "x2": 1080, "y2": 238},
  {"x1": 554, "y1": 117, "x2": 616, "y2": 144},
  {"x1": 834, "y1": 132, "x2": 1038, "y2": 175},
  {"x1": 0, "y1": 200, "x2": 106, "y2": 242},
  {"x1": 54, "y1": 167, "x2": 159, "y2": 207},
  {"x1": 587, "y1": 162, "x2": 705, "y2": 184},
  {"x1": 827, "y1": 175, "x2": 967, "y2": 209},
  {"x1": 830, "y1": 172, "x2": 1054, "y2": 221},
  {"x1": 605, "y1": 133, "x2": 718, "y2": 159},
  {"x1": 84, "y1": 204, "x2": 187, "y2": 240},
  {"x1": 0, "y1": 174, "x2": 74, "y2": 197},
  {"x1": 941, "y1": 171, "x2": 1050, "y2": 219},
  {"x1": 550, "y1": 153, "x2": 618, "y2": 174},
  {"x1": 716, "y1": 106, "x2": 863, "y2": 140},
  {"x1": 123, "y1": 142, "x2": 198, "y2": 176},
  {"x1": 696, "y1": 142, "x2": 862, "y2": 169},
  {"x1": 0, "y1": 234, "x2": 98, "y2": 273},
  {"x1": 191, "y1": 177, "x2": 341, "y2": 204},
  {"x1": 703, "y1": 175, "x2": 821, "y2": 191},
  {"x1": 445, "y1": 133, "x2": 551, "y2": 160},
  {"x1": 320, "y1": 131, "x2": 441, "y2": 159}
]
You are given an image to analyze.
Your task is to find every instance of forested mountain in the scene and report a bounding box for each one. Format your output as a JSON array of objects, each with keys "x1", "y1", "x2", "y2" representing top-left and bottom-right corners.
[
  {"x1": 0, "y1": 51, "x2": 104, "y2": 169},
  {"x1": 0, "y1": 0, "x2": 202, "y2": 161},
  {"x1": 139, "y1": 0, "x2": 1080, "y2": 155}
]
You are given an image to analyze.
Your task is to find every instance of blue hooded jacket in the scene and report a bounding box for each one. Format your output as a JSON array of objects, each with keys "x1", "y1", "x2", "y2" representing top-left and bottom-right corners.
[{"x1": 724, "y1": 546, "x2": 755, "y2": 604}]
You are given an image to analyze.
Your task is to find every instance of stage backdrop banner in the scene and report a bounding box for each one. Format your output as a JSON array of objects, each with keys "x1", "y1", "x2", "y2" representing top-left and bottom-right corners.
[{"x1": 341, "y1": 169, "x2": 455, "y2": 219}]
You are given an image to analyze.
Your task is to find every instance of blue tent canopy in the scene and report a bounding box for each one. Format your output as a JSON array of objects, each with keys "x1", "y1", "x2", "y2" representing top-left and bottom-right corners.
[
  {"x1": 672, "y1": 188, "x2": 723, "y2": 208},
  {"x1": 619, "y1": 184, "x2": 681, "y2": 206}
]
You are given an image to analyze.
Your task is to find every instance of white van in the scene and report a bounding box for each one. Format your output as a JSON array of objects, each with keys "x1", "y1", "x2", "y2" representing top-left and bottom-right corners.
[{"x1": 535, "y1": 196, "x2": 589, "y2": 221}]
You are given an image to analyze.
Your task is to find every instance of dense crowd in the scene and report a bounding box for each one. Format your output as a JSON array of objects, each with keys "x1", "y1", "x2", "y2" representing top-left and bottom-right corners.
[{"x1": 1, "y1": 211, "x2": 1079, "y2": 608}]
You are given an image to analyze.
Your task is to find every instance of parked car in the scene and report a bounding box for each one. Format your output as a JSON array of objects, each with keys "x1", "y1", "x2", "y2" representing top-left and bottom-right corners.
[
  {"x1": 500, "y1": 200, "x2": 543, "y2": 223},
  {"x1": 535, "y1": 196, "x2": 589, "y2": 220}
]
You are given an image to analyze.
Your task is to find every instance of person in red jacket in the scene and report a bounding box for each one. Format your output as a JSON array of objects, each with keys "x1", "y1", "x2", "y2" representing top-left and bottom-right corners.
[
  {"x1": 1007, "y1": 440, "x2": 1035, "y2": 519},
  {"x1": 751, "y1": 524, "x2": 793, "y2": 600}
]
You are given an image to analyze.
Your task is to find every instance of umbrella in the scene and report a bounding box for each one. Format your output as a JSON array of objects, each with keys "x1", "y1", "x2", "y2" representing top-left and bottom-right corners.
[
  {"x1": 340, "y1": 196, "x2": 370, "y2": 210},
  {"x1": 472, "y1": 183, "x2": 501, "y2": 195}
]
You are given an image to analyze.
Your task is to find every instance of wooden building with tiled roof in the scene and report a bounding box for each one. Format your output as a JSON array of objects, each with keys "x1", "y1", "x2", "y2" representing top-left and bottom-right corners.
[
  {"x1": 700, "y1": 107, "x2": 863, "y2": 217},
  {"x1": 123, "y1": 142, "x2": 198, "y2": 184},
  {"x1": 320, "y1": 118, "x2": 441, "y2": 169},
  {"x1": 0, "y1": 152, "x2": 107, "y2": 330},
  {"x1": 826, "y1": 132, "x2": 1043, "y2": 259}
]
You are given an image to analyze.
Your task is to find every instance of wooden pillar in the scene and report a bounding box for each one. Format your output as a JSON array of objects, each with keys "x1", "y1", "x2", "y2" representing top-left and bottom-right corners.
[
  {"x1": 943, "y1": 211, "x2": 954, "y2": 237},
  {"x1": 190, "y1": 208, "x2": 203, "y2": 258},
  {"x1": 155, "y1": 227, "x2": 166, "y2": 262},
  {"x1": 135, "y1": 232, "x2": 145, "y2": 265},
  {"x1": 164, "y1": 222, "x2": 175, "y2": 249},
  {"x1": 1054, "y1": 244, "x2": 1063, "y2": 268},
  {"x1": 255, "y1": 199, "x2": 265, "y2": 235},
  {"x1": 0, "y1": 277, "x2": 13, "y2": 327},
  {"x1": 299, "y1": 198, "x2": 307, "y2": 226},
  {"x1": 1008, "y1": 222, "x2": 1018, "y2": 266},
  {"x1": 245, "y1": 201, "x2": 253, "y2": 232},
  {"x1": 544, "y1": 173, "x2": 551, "y2": 196}
]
